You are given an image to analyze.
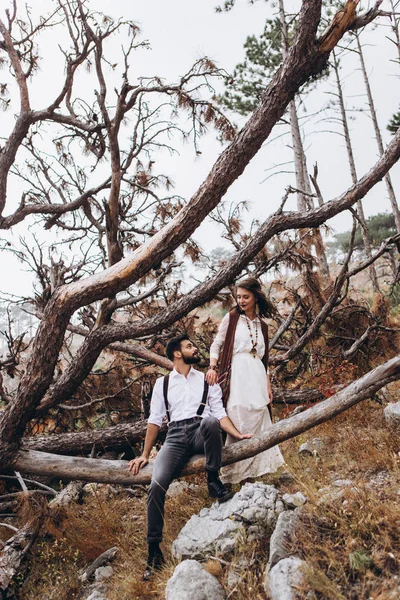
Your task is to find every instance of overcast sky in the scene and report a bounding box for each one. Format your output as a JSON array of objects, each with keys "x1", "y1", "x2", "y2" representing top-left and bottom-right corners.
[{"x1": 0, "y1": 0, "x2": 399, "y2": 296}]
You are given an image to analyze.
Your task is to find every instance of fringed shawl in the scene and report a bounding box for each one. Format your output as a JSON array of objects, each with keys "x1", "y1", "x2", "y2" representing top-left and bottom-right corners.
[{"x1": 218, "y1": 307, "x2": 269, "y2": 406}]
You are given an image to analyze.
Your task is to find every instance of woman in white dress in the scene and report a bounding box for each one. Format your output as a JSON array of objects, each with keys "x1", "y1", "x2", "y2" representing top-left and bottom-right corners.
[{"x1": 206, "y1": 277, "x2": 284, "y2": 484}]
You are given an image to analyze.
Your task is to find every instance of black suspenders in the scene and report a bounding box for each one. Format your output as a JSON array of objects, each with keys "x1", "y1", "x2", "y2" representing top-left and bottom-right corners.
[
  {"x1": 162, "y1": 374, "x2": 209, "y2": 423},
  {"x1": 197, "y1": 379, "x2": 210, "y2": 416},
  {"x1": 163, "y1": 375, "x2": 171, "y2": 422}
]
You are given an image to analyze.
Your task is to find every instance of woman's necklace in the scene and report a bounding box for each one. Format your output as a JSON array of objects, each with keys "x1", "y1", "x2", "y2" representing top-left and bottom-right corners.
[{"x1": 244, "y1": 314, "x2": 258, "y2": 357}]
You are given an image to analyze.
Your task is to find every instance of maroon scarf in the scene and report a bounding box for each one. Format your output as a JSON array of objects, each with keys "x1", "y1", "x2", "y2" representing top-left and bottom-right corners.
[{"x1": 218, "y1": 307, "x2": 269, "y2": 406}]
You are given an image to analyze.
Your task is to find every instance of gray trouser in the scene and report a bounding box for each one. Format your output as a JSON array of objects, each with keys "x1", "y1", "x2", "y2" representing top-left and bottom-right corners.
[{"x1": 147, "y1": 415, "x2": 222, "y2": 543}]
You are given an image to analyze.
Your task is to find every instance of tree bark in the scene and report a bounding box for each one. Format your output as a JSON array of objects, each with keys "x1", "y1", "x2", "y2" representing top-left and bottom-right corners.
[
  {"x1": 12, "y1": 355, "x2": 400, "y2": 484},
  {"x1": 48, "y1": 481, "x2": 84, "y2": 510},
  {"x1": 21, "y1": 420, "x2": 168, "y2": 456}
]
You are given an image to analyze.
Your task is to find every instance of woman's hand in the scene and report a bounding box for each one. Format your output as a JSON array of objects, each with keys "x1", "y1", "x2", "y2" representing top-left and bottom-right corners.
[
  {"x1": 220, "y1": 417, "x2": 254, "y2": 441},
  {"x1": 205, "y1": 368, "x2": 218, "y2": 385},
  {"x1": 238, "y1": 433, "x2": 254, "y2": 440}
]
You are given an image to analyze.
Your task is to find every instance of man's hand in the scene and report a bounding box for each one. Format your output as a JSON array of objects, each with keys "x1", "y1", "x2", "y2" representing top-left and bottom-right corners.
[{"x1": 128, "y1": 455, "x2": 149, "y2": 475}]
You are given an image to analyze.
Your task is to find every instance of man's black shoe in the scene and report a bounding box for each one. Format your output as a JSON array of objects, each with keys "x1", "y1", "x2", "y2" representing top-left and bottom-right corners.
[
  {"x1": 143, "y1": 547, "x2": 165, "y2": 581},
  {"x1": 207, "y1": 479, "x2": 234, "y2": 503},
  {"x1": 142, "y1": 567, "x2": 153, "y2": 582}
]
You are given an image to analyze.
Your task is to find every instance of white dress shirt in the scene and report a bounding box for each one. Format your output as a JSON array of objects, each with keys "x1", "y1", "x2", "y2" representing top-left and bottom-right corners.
[{"x1": 148, "y1": 367, "x2": 227, "y2": 427}]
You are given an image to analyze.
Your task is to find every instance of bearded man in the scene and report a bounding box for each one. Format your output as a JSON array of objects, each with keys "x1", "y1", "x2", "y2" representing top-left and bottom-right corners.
[{"x1": 129, "y1": 334, "x2": 253, "y2": 579}]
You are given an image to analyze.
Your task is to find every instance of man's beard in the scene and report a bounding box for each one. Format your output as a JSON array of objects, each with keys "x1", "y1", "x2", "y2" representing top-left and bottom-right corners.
[{"x1": 182, "y1": 354, "x2": 201, "y2": 365}]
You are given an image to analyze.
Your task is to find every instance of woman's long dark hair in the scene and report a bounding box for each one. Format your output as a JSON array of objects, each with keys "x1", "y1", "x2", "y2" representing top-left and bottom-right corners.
[{"x1": 235, "y1": 277, "x2": 274, "y2": 318}]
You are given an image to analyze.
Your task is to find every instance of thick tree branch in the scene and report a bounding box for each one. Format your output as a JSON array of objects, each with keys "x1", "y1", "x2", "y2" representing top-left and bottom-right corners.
[
  {"x1": 316, "y1": 0, "x2": 392, "y2": 54},
  {"x1": 0, "y1": 519, "x2": 43, "y2": 594},
  {"x1": 0, "y1": 19, "x2": 29, "y2": 110},
  {"x1": 350, "y1": 0, "x2": 392, "y2": 31},
  {"x1": 88, "y1": 126, "x2": 400, "y2": 347}
]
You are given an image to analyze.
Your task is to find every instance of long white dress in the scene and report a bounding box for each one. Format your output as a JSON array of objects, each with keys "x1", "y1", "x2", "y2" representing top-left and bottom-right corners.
[{"x1": 210, "y1": 312, "x2": 285, "y2": 484}]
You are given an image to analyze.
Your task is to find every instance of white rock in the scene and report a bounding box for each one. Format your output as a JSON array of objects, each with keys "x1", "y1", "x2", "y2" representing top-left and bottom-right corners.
[
  {"x1": 166, "y1": 481, "x2": 199, "y2": 498},
  {"x1": 266, "y1": 556, "x2": 306, "y2": 600},
  {"x1": 226, "y1": 569, "x2": 241, "y2": 588},
  {"x1": 165, "y1": 560, "x2": 226, "y2": 600},
  {"x1": 384, "y1": 403, "x2": 400, "y2": 432},
  {"x1": 268, "y1": 510, "x2": 301, "y2": 570},
  {"x1": 332, "y1": 479, "x2": 353, "y2": 488},
  {"x1": 298, "y1": 438, "x2": 324, "y2": 456},
  {"x1": 317, "y1": 482, "x2": 359, "y2": 506},
  {"x1": 95, "y1": 566, "x2": 114, "y2": 582},
  {"x1": 172, "y1": 483, "x2": 284, "y2": 560},
  {"x1": 366, "y1": 470, "x2": 391, "y2": 489},
  {"x1": 291, "y1": 405, "x2": 306, "y2": 416},
  {"x1": 85, "y1": 591, "x2": 108, "y2": 600},
  {"x1": 282, "y1": 492, "x2": 307, "y2": 509}
]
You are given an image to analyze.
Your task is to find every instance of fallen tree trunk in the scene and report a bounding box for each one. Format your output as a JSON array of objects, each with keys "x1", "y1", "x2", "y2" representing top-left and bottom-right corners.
[
  {"x1": 21, "y1": 420, "x2": 168, "y2": 455},
  {"x1": 48, "y1": 481, "x2": 84, "y2": 510},
  {"x1": 21, "y1": 388, "x2": 323, "y2": 456},
  {"x1": 12, "y1": 355, "x2": 400, "y2": 484},
  {"x1": 0, "y1": 519, "x2": 42, "y2": 594},
  {"x1": 274, "y1": 388, "x2": 323, "y2": 404},
  {"x1": 80, "y1": 547, "x2": 118, "y2": 582}
]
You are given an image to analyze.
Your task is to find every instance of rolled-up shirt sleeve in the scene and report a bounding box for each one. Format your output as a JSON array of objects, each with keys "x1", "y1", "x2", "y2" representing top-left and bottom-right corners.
[
  {"x1": 148, "y1": 377, "x2": 166, "y2": 427},
  {"x1": 207, "y1": 382, "x2": 227, "y2": 421},
  {"x1": 209, "y1": 312, "x2": 230, "y2": 361}
]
